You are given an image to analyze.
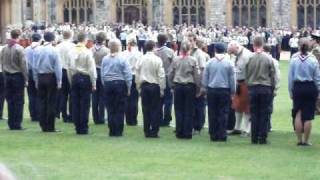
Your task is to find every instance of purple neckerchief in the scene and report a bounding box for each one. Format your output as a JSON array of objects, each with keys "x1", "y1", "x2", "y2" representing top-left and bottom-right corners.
[
  {"x1": 299, "y1": 54, "x2": 310, "y2": 62},
  {"x1": 7, "y1": 39, "x2": 17, "y2": 47}
]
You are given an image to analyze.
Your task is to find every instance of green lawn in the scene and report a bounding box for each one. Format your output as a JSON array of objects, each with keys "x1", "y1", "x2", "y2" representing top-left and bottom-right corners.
[{"x1": 0, "y1": 61, "x2": 320, "y2": 180}]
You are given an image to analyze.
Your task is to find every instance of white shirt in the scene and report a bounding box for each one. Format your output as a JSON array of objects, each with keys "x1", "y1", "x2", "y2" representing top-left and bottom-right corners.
[
  {"x1": 56, "y1": 40, "x2": 76, "y2": 69},
  {"x1": 289, "y1": 37, "x2": 299, "y2": 48},
  {"x1": 121, "y1": 47, "x2": 143, "y2": 75}
]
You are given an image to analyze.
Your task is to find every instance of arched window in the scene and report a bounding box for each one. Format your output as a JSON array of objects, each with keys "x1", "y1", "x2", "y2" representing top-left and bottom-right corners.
[
  {"x1": 63, "y1": 0, "x2": 93, "y2": 24},
  {"x1": 297, "y1": 0, "x2": 320, "y2": 29},
  {"x1": 232, "y1": 0, "x2": 268, "y2": 27},
  {"x1": 172, "y1": 0, "x2": 206, "y2": 26},
  {"x1": 116, "y1": 0, "x2": 148, "y2": 25}
]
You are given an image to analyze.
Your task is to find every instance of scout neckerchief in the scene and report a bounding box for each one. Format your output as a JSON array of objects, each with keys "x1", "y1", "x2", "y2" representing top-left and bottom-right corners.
[
  {"x1": 43, "y1": 42, "x2": 52, "y2": 46},
  {"x1": 7, "y1": 39, "x2": 17, "y2": 47},
  {"x1": 94, "y1": 44, "x2": 103, "y2": 52},
  {"x1": 31, "y1": 42, "x2": 40, "y2": 50},
  {"x1": 299, "y1": 53, "x2": 310, "y2": 62},
  {"x1": 215, "y1": 54, "x2": 225, "y2": 61},
  {"x1": 255, "y1": 47, "x2": 264, "y2": 54},
  {"x1": 157, "y1": 45, "x2": 167, "y2": 52},
  {"x1": 180, "y1": 51, "x2": 189, "y2": 59}
]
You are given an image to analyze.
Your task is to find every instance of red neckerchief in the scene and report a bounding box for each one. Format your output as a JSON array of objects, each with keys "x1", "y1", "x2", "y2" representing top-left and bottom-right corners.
[
  {"x1": 128, "y1": 46, "x2": 132, "y2": 52},
  {"x1": 7, "y1": 39, "x2": 17, "y2": 47},
  {"x1": 255, "y1": 48, "x2": 264, "y2": 54},
  {"x1": 180, "y1": 52, "x2": 188, "y2": 58}
]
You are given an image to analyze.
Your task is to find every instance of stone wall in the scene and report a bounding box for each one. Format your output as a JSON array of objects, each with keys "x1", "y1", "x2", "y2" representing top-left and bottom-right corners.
[
  {"x1": 207, "y1": 0, "x2": 227, "y2": 26},
  {"x1": 96, "y1": 0, "x2": 110, "y2": 24},
  {"x1": 270, "y1": 0, "x2": 292, "y2": 28}
]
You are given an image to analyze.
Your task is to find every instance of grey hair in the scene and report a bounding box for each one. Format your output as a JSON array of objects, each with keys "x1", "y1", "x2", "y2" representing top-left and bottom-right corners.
[
  {"x1": 227, "y1": 40, "x2": 241, "y2": 54},
  {"x1": 108, "y1": 39, "x2": 122, "y2": 53},
  {"x1": 180, "y1": 40, "x2": 191, "y2": 53}
]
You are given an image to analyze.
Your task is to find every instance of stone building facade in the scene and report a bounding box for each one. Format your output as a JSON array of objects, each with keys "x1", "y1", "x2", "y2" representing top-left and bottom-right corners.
[{"x1": 1, "y1": 0, "x2": 320, "y2": 42}]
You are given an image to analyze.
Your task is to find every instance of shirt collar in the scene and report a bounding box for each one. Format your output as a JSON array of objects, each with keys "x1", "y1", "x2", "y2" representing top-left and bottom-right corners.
[{"x1": 215, "y1": 53, "x2": 225, "y2": 61}]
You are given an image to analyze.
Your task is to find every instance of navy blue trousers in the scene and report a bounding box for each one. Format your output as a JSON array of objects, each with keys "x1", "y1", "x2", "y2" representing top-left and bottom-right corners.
[
  {"x1": 174, "y1": 84, "x2": 196, "y2": 139},
  {"x1": 125, "y1": 76, "x2": 139, "y2": 126},
  {"x1": 5, "y1": 73, "x2": 25, "y2": 129},
  {"x1": 104, "y1": 81, "x2": 127, "y2": 136},
  {"x1": 249, "y1": 85, "x2": 273, "y2": 141},
  {"x1": 92, "y1": 68, "x2": 105, "y2": 124},
  {"x1": 71, "y1": 74, "x2": 92, "y2": 134},
  {"x1": 0, "y1": 72, "x2": 5, "y2": 120},
  {"x1": 141, "y1": 83, "x2": 161, "y2": 137},
  {"x1": 58, "y1": 69, "x2": 72, "y2": 122},
  {"x1": 290, "y1": 48, "x2": 299, "y2": 57},
  {"x1": 160, "y1": 78, "x2": 173, "y2": 126},
  {"x1": 138, "y1": 40, "x2": 146, "y2": 53},
  {"x1": 271, "y1": 45, "x2": 277, "y2": 59},
  {"x1": 194, "y1": 95, "x2": 206, "y2": 131},
  {"x1": 27, "y1": 70, "x2": 39, "y2": 121},
  {"x1": 38, "y1": 73, "x2": 57, "y2": 132},
  {"x1": 207, "y1": 88, "x2": 231, "y2": 141}
]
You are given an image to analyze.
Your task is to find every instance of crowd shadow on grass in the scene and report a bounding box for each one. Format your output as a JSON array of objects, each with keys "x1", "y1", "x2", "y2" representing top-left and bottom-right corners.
[{"x1": 1, "y1": 120, "x2": 319, "y2": 152}]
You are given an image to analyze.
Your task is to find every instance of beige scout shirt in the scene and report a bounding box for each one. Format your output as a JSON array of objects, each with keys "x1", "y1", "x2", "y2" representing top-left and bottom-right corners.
[
  {"x1": 168, "y1": 55, "x2": 201, "y2": 89},
  {"x1": 0, "y1": 43, "x2": 28, "y2": 82},
  {"x1": 92, "y1": 44, "x2": 110, "y2": 68},
  {"x1": 245, "y1": 51, "x2": 276, "y2": 87},
  {"x1": 135, "y1": 51, "x2": 166, "y2": 95},
  {"x1": 68, "y1": 43, "x2": 97, "y2": 88}
]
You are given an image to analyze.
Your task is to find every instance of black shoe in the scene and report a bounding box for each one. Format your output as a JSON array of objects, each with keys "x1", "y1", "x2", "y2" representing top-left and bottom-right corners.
[
  {"x1": 77, "y1": 131, "x2": 89, "y2": 135},
  {"x1": 176, "y1": 134, "x2": 184, "y2": 139},
  {"x1": 251, "y1": 137, "x2": 259, "y2": 144},
  {"x1": 219, "y1": 137, "x2": 227, "y2": 142},
  {"x1": 160, "y1": 121, "x2": 170, "y2": 127},
  {"x1": 229, "y1": 130, "x2": 242, "y2": 135},
  {"x1": 10, "y1": 127, "x2": 26, "y2": 131},
  {"x1": 43, "y1": 129, "x2": 61, "y2": 133},
  {"x1": 109, "y1": 133, "x2": 122, "y2": 137},
  {"x1": 126, "y1": 123, "x2": 137, "y2": 126},
  {"x1": 183, "y1": 135, "x2": 192, "y2": 139},
  {"x1": 259, "y1": 138, "x2": 269, "y2": 145},
  {"x1": 94, "y1": 122, "x2": 105, "y2": 125},
  {"x1": 147, "y1": 134, "x2": 159, "y2": 138},
  {"x1": 297, "y1": 142, "x2": 304, "y2": 146},
  {"x1": 210, "y1": 137, "x2": 219, "y2": 142},
  {"x1": 63, "y1": 119, "x2": 72, "y2": 123},
  {"x1": 302, "y1": 142, "x2": 312, "y2": 146}
]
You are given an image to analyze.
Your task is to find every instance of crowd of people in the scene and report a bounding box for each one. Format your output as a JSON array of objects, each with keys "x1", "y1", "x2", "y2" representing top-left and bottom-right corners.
[{"x1": 0, "y1": 22, "x2": 320, "y2": 146}]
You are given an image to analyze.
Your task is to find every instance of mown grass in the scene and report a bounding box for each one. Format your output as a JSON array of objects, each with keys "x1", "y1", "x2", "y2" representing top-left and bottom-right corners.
[{"x1": 0, "y1": 61, "x2": 319, "y2": 180}]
